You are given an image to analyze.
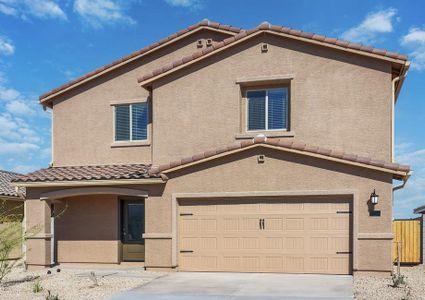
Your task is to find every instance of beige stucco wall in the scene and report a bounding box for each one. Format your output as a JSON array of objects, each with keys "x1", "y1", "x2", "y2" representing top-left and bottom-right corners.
[
  {"x1": 152, "y1": 34, "x2": 393, "y2": 165},
  {"x1": 144, "y1": 147, "x2": 394, "y2": 272},
  {"x1": 51, "y1": 29, "x2": 232, "y2": 167},
  {"x1": 25, "y1": 190, "x2": 52, "y2": 268},
  {"x1": 24, "y1": 146, "x2": 395, "y2": 272},
  {"x1": 54, "y1": 195, "x2": 119, "y2": 263}
]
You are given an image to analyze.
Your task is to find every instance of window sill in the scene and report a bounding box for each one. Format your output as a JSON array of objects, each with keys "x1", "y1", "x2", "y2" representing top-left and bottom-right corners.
[
  {"x1": 111, "y1": 141, "x2": 151, "y2": 148},
  {"x1": 235, "y1": 131, "x2": 295, "y2": 139}
]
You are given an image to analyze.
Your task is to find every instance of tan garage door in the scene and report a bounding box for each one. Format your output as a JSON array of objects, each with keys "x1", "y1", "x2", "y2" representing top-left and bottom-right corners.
[{"x1": 178, "y1": 196, "x2": 352, "y2": 274}]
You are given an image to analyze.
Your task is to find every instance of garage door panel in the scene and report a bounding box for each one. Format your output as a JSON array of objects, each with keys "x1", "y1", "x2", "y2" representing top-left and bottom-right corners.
[
  {"x1": 178, "y1": 197, "x2": 352, "y2": 274},
  {"x1": 285, "y1": 217, "x2": 304, "y2": 230},
  {"x1": 264, "y1": 237, "x2": 284, "y2": 249},
  {"x1": 284, "y1": 256, "x2": 305, "y2": 272}
]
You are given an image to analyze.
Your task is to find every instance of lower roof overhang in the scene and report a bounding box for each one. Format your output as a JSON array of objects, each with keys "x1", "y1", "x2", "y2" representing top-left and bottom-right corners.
[
  {"x1": 12, "y1": 178, "x2": 166, "y2": 188},
  {"x1": 149, "y1": 138, "x2": 411, "y2": 182}
]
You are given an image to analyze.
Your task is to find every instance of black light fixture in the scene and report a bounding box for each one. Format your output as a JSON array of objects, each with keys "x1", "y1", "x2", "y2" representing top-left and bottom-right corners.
[{"x1": 370, "y1": 189, "x2": 379, "y2": 205}]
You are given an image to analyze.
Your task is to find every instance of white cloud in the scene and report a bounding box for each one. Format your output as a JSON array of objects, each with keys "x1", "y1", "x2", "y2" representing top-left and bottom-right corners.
[
  {"x1": 401, "y1": 27, "x2": 425, "y2": 70},
  {"x1": 341, "y1": 8, "x2": 397, "y2": 44},
  {"x1": 394, "y1": 143, "x2": 425, "y2": 218},
  {"x1": 401, "y1": 28, "x2": 425, "y2": 45},
  {"x1": 5, "y1": 100, "x2": 36, "y2": 116},
  {"x1": 164, "y1": 0, "x2": 201, "y2": 8},
  {"x1": 0, "y1": 141, "x2": 39, "y2": 155},
  {"x1": 73, "y1": 0, "x2": 136, "y2": 29},
  {"x1": 0, "y1": 3, "x2": 17, "y2": 16},
  {"x1": 0, "y1": 0, "x2": 67, "y2": 20},
  {"x1": 24, "y1": 0, "x2": 67, "y2": 20},
  {"x1": 0, "y1": 45, "x2": 49, "y2": 173},
  {"x1": 0, "y1": 36, "x2": 14, "y2": 55},
  {"x1": 12, "y1": 164, "x2": 39, "y2": 173},
  {"x1": 0, "y1": 86, "x2": 20, "y2": 101},
  {"x1": 0, "y1": 113, "x2": 41, "y2": 143}
]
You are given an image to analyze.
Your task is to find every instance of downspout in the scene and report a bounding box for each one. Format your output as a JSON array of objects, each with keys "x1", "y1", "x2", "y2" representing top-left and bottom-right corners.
[
  {"x1": 393, "y1": 171, "x2": 412, "y2": 192},
  {"x1": 50, "y1": 203, "x2": 55, "y2": 266},
  {"x1": 391, "y1": 64, "x2": 409, "y2": 162},
  {"x1": 391, "y1": 64, "x2": 410, "y2": 198},
  {"x1": 391, "y1": 75, "x2": 400, "y2": 163},
  {"x1": 43, "y1": 105, "x2": 54, "y2": 166}
]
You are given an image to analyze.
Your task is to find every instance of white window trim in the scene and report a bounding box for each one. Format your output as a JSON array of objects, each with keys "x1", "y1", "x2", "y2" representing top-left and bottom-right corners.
[
  {"x1": 113, "y1": 102, "x2": 149, "y2": 143},
  {"x1": 246, "y1": 87, "x2": 288, "y2": 132}
]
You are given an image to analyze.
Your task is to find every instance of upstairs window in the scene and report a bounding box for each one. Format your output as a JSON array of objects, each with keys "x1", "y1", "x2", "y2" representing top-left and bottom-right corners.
[
  {"x1": 115, "y1": 102, "x2": 149, "y2": 142},
  {"x1": 247, "y1": 88, "x2": 288, "y2": 131}
]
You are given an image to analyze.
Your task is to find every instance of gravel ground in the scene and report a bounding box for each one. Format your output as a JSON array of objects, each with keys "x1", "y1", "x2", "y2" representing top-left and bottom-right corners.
[
  {"x1": 354, "y1": 265, "x2": 425, "y2": 300},
  {"x1": 2, "y1": 263, "x2": 425, "y2": 299},
  {"x1": 0, "y1": 263, "x2": 163, "y2": 300}
]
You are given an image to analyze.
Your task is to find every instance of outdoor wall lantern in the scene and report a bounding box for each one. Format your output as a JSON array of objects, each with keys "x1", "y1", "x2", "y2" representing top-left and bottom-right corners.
[{"x1": 370, "y1": 189, "x2": 379, "y2": 205}]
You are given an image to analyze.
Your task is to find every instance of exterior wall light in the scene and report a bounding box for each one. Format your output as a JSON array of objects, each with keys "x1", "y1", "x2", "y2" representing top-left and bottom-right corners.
[{"x1": 370, "y1": 189, "x2": 379, "y2": 205}]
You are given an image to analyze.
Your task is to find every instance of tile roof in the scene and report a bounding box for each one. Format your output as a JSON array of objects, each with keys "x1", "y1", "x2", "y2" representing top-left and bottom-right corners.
[
  {"x1": 414, "y1": 205, "x2": 425, "y2": 214},
  {"x1": 12, "y1": 164, "x2": 156, "y2": 183},
  {"x1": 39, "y1": 19, "x2": 242, "y2": 104},
  {"x1": 149, "y1": 136, "x2": 411, "y2": 178},
  {"x1": 0, "y1": 170, "x2": 24, "y2": 197},
  {"x1": 138, "y1": 21, "x2": 408, "y2": 85},
  {"x1": 12, "y1": 139, "x2": 410, "y2": 184}
]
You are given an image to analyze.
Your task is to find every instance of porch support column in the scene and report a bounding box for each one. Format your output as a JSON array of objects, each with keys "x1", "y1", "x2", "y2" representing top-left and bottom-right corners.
[{"x1": 25, "y1": 197, "x2": 52, "y2": 269}]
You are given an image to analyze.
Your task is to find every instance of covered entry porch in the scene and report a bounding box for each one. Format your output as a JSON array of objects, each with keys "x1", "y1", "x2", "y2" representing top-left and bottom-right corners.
[{"x1": 31, "y1": 187, "x2": 148, "y2": 266}]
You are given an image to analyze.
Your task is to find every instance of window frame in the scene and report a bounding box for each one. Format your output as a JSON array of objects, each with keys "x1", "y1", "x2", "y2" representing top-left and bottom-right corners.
[
  {"x1": 245, "y1": 87, "x2": 289, "y2": 133},
  {"x1": 113, "y1": 101, "x2": 149, "y2": 143}
]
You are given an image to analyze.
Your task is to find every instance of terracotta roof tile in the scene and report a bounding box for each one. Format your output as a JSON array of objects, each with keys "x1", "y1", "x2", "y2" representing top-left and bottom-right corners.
[
  {"x1": 138, "y1": 21, "x2": 408, "y2": 85},
  {"x1": 204, "y1": 149, "x2": 218, "y2": 158},
  {"x1": 0, "y1": 170, "x2": 24, "y2": 197},
  {"x1": 39, "y1": 19, "x2": 242, "y2": 103},
  {"x1": 12, "y1": 164, "x2": 155, "y2": 183},
  {"x1": 148, "y1": 138, "x2": 411, "y2": 177}
]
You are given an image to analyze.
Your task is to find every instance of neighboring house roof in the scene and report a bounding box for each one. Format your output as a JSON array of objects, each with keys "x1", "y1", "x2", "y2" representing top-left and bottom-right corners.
[
  {"x1": 414, "y1": 205, "x2": 425, "y2": 214},
  {"x1": 0, "y1": 170, "x2": 24, "y2": 198},
  {"x1": 12, "y1": 164, "x2": 155, "y2": 183},
  {"x1": 39, "y1": 19, "x2": 242, "y2": 106},
  {"x1": 138, "y1": 21, "x2": 409, "y2": 88},
  {"x1": 148, "y1": 136, "x2": 411, "y2": 180}
]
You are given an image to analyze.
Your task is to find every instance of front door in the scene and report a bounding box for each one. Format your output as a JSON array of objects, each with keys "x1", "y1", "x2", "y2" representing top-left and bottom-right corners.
[{"x1": 121, "y1": 199, "x2": 145, "y2": 261}]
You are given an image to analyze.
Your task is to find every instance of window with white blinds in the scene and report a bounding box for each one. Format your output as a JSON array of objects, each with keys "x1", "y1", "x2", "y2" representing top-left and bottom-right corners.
[
  {"x1": 115, "y1": 102, "x2": 149, "y2": 141},
  {"x1": 247, "y1": 88, "x2": 288, "y2": 131}
]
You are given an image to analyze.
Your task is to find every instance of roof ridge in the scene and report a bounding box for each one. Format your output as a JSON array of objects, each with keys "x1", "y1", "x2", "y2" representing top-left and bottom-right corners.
[
  {"x1": 39, "y1": 19, "x2": 242, "y2": 104},
  {"x1": 46, "y1": 163, "x2": 150, "y2": 168},
  {"x1": 138, "y1": 21, "x2": 408, "y2": 85}
]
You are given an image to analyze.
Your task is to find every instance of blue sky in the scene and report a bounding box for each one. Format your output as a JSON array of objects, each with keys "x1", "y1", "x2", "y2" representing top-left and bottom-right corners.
[{"x1": 0, "y1": 0, "x2": 424, "y2": 218}]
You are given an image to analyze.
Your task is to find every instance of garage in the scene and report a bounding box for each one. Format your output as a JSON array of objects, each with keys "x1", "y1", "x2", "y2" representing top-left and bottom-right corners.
[{"x1": 178, "y1": 196, "x2": 352, "y2": 274}]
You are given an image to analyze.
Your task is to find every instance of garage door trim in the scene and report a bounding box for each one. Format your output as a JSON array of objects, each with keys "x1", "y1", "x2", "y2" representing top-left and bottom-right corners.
[{"x1": 171, "y1": 190, "x2": 359, "y2": 270}]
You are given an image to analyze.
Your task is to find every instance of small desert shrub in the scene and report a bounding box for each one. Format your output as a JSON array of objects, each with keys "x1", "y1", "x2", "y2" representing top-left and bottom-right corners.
[
  {"x1": 0, "y1": 200, "x2": 24, "y2": 283},
  {"x1": 45, "y1": 290, "x2": 60, "y2": 300},
  {"x1": 392, "y1": 273, "x2": 407, "y2": 287},
  {"x1": 89, "y1": 271, "x2": 99, "y2": 286},
  {"x1": 32, "y1": 278, "x2": 43, "y2": 293}
]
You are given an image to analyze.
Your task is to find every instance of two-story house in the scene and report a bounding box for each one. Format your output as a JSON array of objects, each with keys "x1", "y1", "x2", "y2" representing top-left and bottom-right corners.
[{"x1": 13, "y1": 20, "x2": 411, "y2": 275}]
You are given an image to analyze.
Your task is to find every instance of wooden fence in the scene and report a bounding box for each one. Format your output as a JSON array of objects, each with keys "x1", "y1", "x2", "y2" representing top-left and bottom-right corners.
[{"x1": 393, "y1": 219, "x2": 422, "y2": 264}]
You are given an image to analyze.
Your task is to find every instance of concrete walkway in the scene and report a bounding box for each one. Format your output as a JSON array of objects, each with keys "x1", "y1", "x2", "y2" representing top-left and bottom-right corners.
[{"x1": 109, "y1": 272, "x2": 353, "y2": 299}]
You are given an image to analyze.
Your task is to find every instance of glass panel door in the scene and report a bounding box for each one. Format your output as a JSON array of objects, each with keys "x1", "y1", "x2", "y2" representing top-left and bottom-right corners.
[{"x1": 121, "y1": 199, "x2": 145, "y2": 261}]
